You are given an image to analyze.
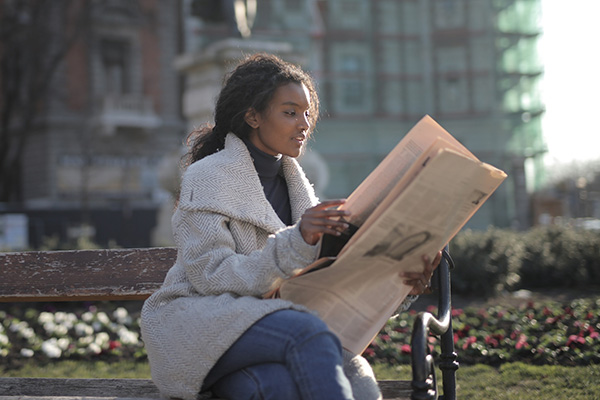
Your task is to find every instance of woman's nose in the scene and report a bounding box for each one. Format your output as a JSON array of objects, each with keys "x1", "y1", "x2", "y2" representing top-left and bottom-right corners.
[{"x1": 299, "y1": 114, "x2": 310, "y2": 131}]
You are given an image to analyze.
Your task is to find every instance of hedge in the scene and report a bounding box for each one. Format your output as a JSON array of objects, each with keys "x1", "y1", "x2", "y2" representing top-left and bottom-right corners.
[{"x1": 449, "y1": 225, "x2": 600, "y2": 297}]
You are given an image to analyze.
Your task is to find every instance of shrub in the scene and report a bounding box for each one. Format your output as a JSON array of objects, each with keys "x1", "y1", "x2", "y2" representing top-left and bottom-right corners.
[{"x1": 449, "y1": 225, "x2": 600, "y2": 297}]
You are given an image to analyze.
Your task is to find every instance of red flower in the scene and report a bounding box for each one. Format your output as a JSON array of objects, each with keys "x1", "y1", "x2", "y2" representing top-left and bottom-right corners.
[
  {"x1": 515, "y1": 334, "x2": 528, "y2": 350},
  {"x1": 462, "y1": 336, "x2": 477, "y2": 350},
  {"x1": 527, "y1": 301, "x2": 535, "y2": 309},
  {"x1": 564, "y1": 306, "x2": 574, "y2": 316},
  {"x1": 109, "y1": 340, "x2": 121, "y2": 350},
  {"x1": 451, "y1": 308, "x2": 464, "y2": 317},
  {"x1": 401, "y1": 344, "x2": 412, "y2": 354},
  {"x1": 485, "y1": 335, "x2": 499, "y2": 348},
  {"x1": 586, "y1": 312, "x2": 594, "y2": 320},
  {"x1": 566, "y1": 334, "x2": 586, "y2": 347}
]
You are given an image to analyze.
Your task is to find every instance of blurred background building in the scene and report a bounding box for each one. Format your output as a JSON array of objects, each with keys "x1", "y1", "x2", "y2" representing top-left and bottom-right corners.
[
  {"x1": 0, "y1": 0, "x2": 185, "y2": 248},
  {"x1": 182, "y1": 0, "x2": 546, "y2": 230},
  {"x1": 4, "y1": 0, "x2": 596, "y2": 250}
]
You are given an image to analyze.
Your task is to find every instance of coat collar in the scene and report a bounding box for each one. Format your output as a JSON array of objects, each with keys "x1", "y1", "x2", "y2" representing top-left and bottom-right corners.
[{"x1": 178, "y1": 134, "x2": 318, "y2": 233}]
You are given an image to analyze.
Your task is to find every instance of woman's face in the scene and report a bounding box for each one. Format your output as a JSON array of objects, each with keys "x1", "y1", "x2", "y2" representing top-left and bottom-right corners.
[{"x1": 246, "y1": 82, "x2": 311, "y2": 158}]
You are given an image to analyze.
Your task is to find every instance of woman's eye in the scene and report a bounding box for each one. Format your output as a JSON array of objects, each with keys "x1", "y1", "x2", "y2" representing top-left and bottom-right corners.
[{"x1": 285, "y1": 110, "x2": 296, "y2": 116}]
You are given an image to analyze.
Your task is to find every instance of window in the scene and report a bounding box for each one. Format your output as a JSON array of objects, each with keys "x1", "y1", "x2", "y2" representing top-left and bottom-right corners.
[
  {"x1": 101, "y1": 38, "x2": 131, "y2": 95},
  {"x1": 285, "y1": 0, "x2": 302, "y2": 11},
  {"x1": 342, "y1": 80, "x2": 364, "y2": 107},
  {"x1": 340, "y1": 54, "x2": 365, "y2": 109},
  {"x1": 434, "y1": 0, "x2": 465, "y2": 29}
]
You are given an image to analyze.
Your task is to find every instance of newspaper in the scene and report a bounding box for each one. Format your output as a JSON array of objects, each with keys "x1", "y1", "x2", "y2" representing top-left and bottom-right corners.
[{"x1": 273, "y1": 115, "x2": 507, "y2": 354}]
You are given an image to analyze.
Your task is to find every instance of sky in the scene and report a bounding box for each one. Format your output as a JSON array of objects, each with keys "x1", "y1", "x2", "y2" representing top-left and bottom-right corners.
[{"x1": 539, "y1": 0, "x2": 600, "y2": 166}]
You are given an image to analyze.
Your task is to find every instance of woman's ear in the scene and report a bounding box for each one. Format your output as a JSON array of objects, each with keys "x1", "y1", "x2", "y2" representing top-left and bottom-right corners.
[{"x1": 244, "y1": 108, "x2": 259, "y2": 129}]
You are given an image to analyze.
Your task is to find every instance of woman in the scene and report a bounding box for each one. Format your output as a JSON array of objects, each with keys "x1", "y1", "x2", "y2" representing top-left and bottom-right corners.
[{"x1": 141, "y1": 53, "x2": 439, "y2": 400}]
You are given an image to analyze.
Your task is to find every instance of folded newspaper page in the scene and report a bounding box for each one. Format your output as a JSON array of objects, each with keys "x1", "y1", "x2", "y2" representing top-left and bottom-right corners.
[{"x1": 274, "y1": 115, "x2": 507, "y2": 354}]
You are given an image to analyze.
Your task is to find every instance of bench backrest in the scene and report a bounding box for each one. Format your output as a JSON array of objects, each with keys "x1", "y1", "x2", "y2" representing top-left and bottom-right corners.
[{"x1": 0, "y1": 247, "x2": 176, "y2": 302}]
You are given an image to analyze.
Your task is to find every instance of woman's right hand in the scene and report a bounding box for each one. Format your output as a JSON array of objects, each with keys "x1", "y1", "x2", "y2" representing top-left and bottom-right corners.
[{"x1": 299, "y1": 199, "x2": 351, "y2": 245}]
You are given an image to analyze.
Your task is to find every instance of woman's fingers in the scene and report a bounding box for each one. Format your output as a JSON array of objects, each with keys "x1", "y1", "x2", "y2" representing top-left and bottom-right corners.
[
  {"x1": 400, "y1": 249, "x2": 444, "y2": 295},
  {"x1": 299, "y1": 199, "x2": 351, "y2": 245}
]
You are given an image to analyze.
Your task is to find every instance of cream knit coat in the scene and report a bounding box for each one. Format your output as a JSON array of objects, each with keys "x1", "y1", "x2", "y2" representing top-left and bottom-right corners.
[{"x1": 141, "y1": 134, "x2": 339, "y2": 399}]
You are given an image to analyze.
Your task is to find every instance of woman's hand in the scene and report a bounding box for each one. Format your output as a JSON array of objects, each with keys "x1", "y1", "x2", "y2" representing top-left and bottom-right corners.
[
  {"x1": 299, "y1": 199, "x2": 351, "y2": 245},
  {"x1": 400, "y1": 250, "x2": 443, "y2": 295}
]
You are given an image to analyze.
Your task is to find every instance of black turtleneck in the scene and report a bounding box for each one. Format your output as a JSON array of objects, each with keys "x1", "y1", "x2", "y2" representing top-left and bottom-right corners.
[{"x1": 243, "y1": 138, "x2": 292, "y2": 226}]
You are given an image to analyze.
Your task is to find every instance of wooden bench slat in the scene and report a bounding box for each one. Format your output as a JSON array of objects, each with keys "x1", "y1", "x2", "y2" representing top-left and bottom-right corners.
[
  {"x1": 0, "y1": 377, "x2": 412, "y2": 399},
  {"x1": 0, "y1": 378, "x2": 160, "y2": 397},
  {"x1": 0, "y1": 248, "x2": 176, "y2": 302},
  {"x1": 0, "y1": 397, "x2": 159, "y2": 400}
]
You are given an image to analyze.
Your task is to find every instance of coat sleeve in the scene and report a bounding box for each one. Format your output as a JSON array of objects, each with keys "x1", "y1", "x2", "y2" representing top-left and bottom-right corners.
[{"x1": 174, "y1": 209, "x2": 319, "y2": 297}]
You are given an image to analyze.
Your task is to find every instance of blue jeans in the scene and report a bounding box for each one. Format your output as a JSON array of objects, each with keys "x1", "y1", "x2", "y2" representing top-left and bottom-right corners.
[{"x1": 202, "y1": 309, "x2": 355, "y2": 400}]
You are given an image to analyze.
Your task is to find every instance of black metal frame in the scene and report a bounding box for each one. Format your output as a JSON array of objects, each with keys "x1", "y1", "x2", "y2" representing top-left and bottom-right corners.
[{"x1": 410, "y1": 247, "x2": 459, "y2": 400}]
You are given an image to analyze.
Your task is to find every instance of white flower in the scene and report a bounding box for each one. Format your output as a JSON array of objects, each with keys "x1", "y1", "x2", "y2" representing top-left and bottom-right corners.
[
  {"x1": 54, "y1": 312, "x2": 67, "y2": 323},
  {"x1": 11, "y1": 321, "x2": 36, "y2": 340},
  {"x1": 43, "y1": 321, "x2": 57, "y2": 335},
  {"x1": 81, "y1": 312, "x2": 94, "y2": 323},
  {"x1": 117, "y1": 327, "x2": 139, "y2": 345},
  {"x1": 96, "y1": 312, "x2": 110, "y2": 325},
  {"x1": 20, "y1": 348, "x2": 34, "y2": 358},
  {"x1": 54, "y1": 312, "x2": 76, "y2": 330},
  {"x1": 54, "y1": 324, "x2": 69, "y2": 337},
  {"x1": 87, "y1": 342, "x2": 102, "y2": 355},
  {"x1": 38, "y1": 312, "x2": 54, "y2": 324},
  {"x1": 77, "y1": 336, "x2": 93, "y2": 346},
  {"x1": 57, "y1": 337, "x2": 70, "y2": 351},
  {"x1": 95, "y1": 332, "x2": 110, "y2": 347},
  {"x1": 0, "y1": 333, "x2": 8, "y2": 346},
  {"x1": 74, "y1": 322, "x2": 94, "y2": 337},
  {"x1": 113, "y1": 307, "x2": 132, "y2": 325},
  {"x1": 41, "y1": 339, "x2": 62, "y2": 358}
]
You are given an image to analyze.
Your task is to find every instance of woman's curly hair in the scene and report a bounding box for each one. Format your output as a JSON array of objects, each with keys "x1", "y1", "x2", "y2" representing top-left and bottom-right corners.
[{"x1": 183, "y1": 53, "x2": 320, "y2": 167}]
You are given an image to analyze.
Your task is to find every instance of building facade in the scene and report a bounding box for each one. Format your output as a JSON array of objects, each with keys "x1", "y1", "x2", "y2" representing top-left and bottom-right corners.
[{"x1": 2, "y1": 0, "x2": 185, "y2": 248}]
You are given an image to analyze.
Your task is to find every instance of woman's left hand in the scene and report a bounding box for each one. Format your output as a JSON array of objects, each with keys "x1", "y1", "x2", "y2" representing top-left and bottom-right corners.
[{"x1": 400, "y1": 250, "x2": 443, "y2": 295}]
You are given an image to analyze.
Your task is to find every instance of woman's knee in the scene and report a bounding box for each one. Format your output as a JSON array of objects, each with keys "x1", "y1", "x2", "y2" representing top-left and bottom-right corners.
[{"x1": 266, "y1": 310, "x2": 338, "y2": 344}]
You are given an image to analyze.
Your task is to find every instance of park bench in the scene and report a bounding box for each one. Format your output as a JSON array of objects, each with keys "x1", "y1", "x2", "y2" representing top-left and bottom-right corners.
[{"x1": 0, "y1": 247, "x2": 458, "y2": 400}]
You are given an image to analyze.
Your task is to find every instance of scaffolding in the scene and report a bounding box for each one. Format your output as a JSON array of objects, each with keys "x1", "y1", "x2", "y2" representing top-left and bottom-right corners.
[{"x1": 494, "y1": 0, "x2": 546, "y2": 192}]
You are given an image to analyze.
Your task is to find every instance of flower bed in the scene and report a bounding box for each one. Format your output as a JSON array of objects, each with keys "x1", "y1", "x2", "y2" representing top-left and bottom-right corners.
[
  {"x1": 0, "y1": 303, "x2": 145, "y2": 368},
  {"x1": 365, "y1": 296, "x2": 600, "y2": 367},
  {"x1": 1, "y1": 297, "x2": 599, "y2": 369}
]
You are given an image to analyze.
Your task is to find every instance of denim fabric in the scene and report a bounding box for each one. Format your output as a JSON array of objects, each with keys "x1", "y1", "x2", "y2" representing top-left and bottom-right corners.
[{"x1": 202, "y1": 309, "x2": 355, "y2": 400}]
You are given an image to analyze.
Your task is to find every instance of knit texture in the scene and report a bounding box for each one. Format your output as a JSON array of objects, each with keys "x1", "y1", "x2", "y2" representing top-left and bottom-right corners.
[{"x1": 342, "y1": 349, "x2": 383, "y2": 400}]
